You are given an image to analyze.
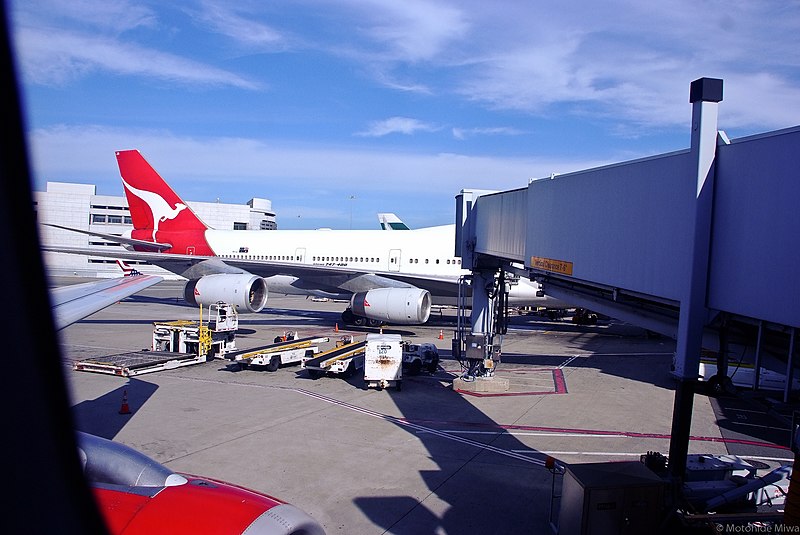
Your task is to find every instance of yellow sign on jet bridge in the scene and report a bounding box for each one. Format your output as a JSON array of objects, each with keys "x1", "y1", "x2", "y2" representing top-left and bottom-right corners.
[{"x1": 530, "y1": 256, "x2": 574, "y2": 276}]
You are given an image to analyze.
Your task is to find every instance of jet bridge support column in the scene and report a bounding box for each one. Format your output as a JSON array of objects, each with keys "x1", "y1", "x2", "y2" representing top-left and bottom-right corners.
[
  {"x1": 455, "y1": 266, "x2": 509, "y2": 392},
  {"x1": 453, "y1": 190, "x2": 509, "y2": 392},
  {"x1": 668, "y1": 78, "x2": 723, "y2": 482}
]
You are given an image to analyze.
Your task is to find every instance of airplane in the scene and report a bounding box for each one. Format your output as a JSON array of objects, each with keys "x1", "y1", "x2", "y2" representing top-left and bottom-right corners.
[
  {"x1": 45, "y1": 150, "x2": 565, "y2": 327},
  {"x1": 378, "y1": 213, "x2": 410, "y2": 230}
]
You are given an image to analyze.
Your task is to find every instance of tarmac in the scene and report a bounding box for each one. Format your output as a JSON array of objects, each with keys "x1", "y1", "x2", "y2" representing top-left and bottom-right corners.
[{"x1": 56, "y1": 279, "x2": 795, "y2": 534}]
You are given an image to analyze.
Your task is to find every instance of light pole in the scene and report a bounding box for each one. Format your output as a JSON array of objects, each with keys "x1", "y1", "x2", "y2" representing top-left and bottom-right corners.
[{"x1": 349, "y1": 195, "x2": 356, "y2": 229}]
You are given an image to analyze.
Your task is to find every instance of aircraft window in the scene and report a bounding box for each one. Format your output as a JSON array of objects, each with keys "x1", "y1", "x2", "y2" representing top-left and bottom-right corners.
[
  {"x1": 425, "y1": 259, "x2": 429, "y2": 264},
  {"x1": 291, "y1": 256, "x2": 295, "y2": 261},
  {"x1": 360, "y1": 257, "x2": 363, "y2": 262},
  {"x1": 436, "y1": 259, "x2": 440, "y2": 264},
  {"x1": 457, "y1": 259, "x2": 461, "y2": 265}
]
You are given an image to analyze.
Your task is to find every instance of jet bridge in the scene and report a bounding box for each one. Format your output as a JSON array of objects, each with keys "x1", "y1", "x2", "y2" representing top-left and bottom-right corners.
[{"x1": 455, "y1": 78, "x2": 799, "y2": 485}]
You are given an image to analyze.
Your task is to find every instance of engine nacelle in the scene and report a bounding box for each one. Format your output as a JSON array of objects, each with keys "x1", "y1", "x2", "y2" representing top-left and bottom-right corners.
[
  {"x1": 184, "y1": 274, "x2": 268, "y2": 313},
  {"x1": 350, "y1": 288, "x2": 431, "y2": 324}
]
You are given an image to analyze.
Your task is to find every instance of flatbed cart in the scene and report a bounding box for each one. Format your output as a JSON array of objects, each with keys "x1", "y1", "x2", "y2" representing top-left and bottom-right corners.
[
  {"x1": 225, "y1": 332, "x2": 330, "y2": 371},
  {"x1": 73, "y1": 350, "x2": 207, "y2": 377},
  {"x1": 302, "y1": 335, "x2": 366, "y2": 379}
]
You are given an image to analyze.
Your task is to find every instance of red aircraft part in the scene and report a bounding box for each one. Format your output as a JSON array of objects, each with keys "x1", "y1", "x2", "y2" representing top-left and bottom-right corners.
[{"x1": 93, "y1": 475, "x2": 284, "y2": 534}]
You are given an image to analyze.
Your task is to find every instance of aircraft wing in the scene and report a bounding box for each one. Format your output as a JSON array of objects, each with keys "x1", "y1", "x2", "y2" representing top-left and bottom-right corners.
[
  {"x1": 43, "y1": 244, "x2": 459, "y2": 296},
  {"x1": 50, "y1": 274, "x2": 163, "y2": 330},
  {"x1": 46, "y1": 223, "x2": 172, "y2": 251}
]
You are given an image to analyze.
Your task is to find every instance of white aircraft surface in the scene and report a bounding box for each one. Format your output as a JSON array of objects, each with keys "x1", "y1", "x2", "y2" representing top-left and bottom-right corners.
[
  {"x1": 50, "y1": 273, "x2": 162, "y2": 330},
  {"x1": 46, "y1": 150, "x2": 563, "y2": 326}
]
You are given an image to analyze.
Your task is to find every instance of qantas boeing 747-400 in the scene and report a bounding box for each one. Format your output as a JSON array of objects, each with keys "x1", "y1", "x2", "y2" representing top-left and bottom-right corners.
[{"x1": 47, "y1": 150, "x2": 564, "y2": 325}]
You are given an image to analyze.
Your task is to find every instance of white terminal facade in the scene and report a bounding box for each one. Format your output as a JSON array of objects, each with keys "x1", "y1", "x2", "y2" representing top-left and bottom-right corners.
[{"x1": 35, "y1": 182, "x2": 277, "y2": 279}]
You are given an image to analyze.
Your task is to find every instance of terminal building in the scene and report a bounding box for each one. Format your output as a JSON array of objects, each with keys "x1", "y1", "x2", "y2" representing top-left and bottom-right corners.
[{"x1": 35, "y1": 181, "x2": 277, "y2": 279}]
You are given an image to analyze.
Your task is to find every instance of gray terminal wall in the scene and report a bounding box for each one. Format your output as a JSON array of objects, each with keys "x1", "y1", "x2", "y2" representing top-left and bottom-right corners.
[
  {"x1": 473, "y1": 126, "x2": 799, "y2": 328},
  {"x1": 707, "y1": 127, "x2": 800, "y2": 326},
  {"x1": 525, "y1": 149, "x2": 694, "y2": 302}
]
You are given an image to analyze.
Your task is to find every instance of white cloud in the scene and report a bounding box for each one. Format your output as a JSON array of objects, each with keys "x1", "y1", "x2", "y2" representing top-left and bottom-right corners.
[
  {"x1": 190, "y1": 1, "x2": 287, "y2": 49},
  {"x1": 10, "y1": 0, "x2": 157, "y2": 34},
  {"x1": 14, "y1": 27, "x2": 259, "y2": 89},
  {"x1": 341, "y1": 0, "x2": 470, "y2": 62},
  {"x1": 452, "y1": 127, "x2": 524, "y2": 140},
  {"x1": 27, "y1": 124, "x2": 607, "y2": 198},
  {"x1": 355, "y1": 117, "x2": 439, "y2": 137}
]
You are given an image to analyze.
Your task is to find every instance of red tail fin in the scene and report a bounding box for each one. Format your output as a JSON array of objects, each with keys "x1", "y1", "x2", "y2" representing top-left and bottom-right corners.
[{"x1": 116, "y1": 150, "x2": 213, "y2": 255}]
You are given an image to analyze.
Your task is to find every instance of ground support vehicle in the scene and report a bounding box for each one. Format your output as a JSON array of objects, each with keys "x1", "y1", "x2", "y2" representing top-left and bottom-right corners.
[
  {"x1": 302, "y1": 335, "x2": 365, "y2": 379},
  {"x1": 225, "y1": 332, "x2": 329, "y2": 371},
  {"x1": 402, "y1": 341, "x2": 439, "y2": 375},
  {"x1": 74, "y1": 303, "x2": 239, "y2": 377},
  {"x1": 151, "y1": 303, "x2": 239, "y2": 359},
  {"x1": 365, "y1": 333, "x2": 404, "y2": 390}
]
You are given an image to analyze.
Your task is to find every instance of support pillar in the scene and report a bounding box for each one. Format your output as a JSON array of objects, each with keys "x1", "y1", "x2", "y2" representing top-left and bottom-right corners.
[{"x1": 668, "y1": 78, "x2": 723, "y2": 481}]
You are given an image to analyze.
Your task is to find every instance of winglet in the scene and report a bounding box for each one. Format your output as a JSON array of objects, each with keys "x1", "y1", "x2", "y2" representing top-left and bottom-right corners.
[{"x1": 116, "y1": 259, "x2": 141, "y2": 276}]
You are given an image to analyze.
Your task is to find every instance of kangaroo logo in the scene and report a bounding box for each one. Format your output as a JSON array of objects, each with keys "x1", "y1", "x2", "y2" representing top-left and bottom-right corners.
[{"x1": 121, "y1": 177, "x2": 187, "y2": 242}]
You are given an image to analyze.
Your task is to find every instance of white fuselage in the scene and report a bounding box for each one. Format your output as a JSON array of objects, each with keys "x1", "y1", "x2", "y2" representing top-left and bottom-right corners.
[
  {"x1": 208, "y1": 225, "x2": 462, "y2": 276},
  {"x1": 202, "y1": 224, "x2": 560, "y2": 307}
]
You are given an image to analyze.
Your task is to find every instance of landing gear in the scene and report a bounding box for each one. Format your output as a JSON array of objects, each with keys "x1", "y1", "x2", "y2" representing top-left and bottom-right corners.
[{"x1": 341, "y1": 307, "x2": 383, "y2": 328}]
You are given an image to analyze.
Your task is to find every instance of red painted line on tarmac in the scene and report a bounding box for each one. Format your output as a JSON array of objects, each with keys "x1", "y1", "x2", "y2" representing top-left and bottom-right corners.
[
  {"x1": 454, "y1": 369, "x2": 568, "y2": 397},
  {"x1": 456, "y1": 389, "x2": 561, "y2": 398},
  {"x1": 398, "y1": 418, "x2": 790, "y2": 451},
  {"x1": 552, "y1": 369, "x2": 567, "y2": 394}
]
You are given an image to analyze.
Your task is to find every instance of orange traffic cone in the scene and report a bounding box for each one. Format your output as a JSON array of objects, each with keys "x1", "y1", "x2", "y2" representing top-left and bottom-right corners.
[
  {"x1": 439, "y1": 329, "x2": 444, "y2": 340},
  {"x1": 335, "y1": 323, "x2": 339, "y2": 333},
  {"x1": 119, "y1": 390, "x2": 131, "y2": 415}
]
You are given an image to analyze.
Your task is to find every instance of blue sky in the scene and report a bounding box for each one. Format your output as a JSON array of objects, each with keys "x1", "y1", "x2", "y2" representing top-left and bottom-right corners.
[{"x1": 9, "y1": 0, "x2": 800, "y2": 229}]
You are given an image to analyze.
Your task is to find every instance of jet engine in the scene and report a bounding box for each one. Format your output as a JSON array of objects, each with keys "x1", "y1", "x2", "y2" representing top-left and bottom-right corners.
[
  {"x1": 350, "y1": 287, "x2": 431, "y2": 324},
  {"x1": 184, "y1": 274, "x2": 268, "y2": 313}
]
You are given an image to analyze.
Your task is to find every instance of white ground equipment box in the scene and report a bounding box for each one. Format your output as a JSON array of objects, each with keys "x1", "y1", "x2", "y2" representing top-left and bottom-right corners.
[
  {"x1": 364, "y1": 333, "x2": 403, "y2": 391},
  {"x1": 152, "y1": 302, "x2": 238, "y2": 358}
]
